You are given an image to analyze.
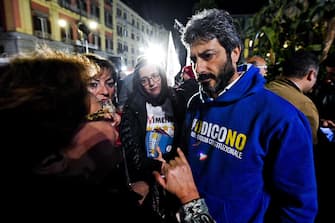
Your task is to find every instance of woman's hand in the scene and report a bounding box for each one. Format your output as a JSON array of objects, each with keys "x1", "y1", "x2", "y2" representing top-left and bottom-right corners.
[
  {"x1": 131, "y1": 181, "x2": 150, "y2": 205},
  {"x1": 321, "y1": 119, "x2": 335, "y2": 128},
  {"x1": 154, "y1": 146, "x2": 166, "y2": 163},
  {"x1": 110, "y1": 112, "x2": 121, "y2": 127}
]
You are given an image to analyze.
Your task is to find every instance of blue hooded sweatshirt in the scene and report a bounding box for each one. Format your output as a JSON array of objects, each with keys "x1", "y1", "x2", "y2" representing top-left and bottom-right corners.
[{"x1": 185, "y1": 65, "x2": 318, "y2": 223}]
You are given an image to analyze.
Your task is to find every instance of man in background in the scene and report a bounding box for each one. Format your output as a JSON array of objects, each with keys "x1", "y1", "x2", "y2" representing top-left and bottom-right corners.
[
  {"x1": 247, "y1": 55, "x2": 268, "y2": 76},
  {"x1": 266, "y1": 50, "x2": 319, "y2": 145}
]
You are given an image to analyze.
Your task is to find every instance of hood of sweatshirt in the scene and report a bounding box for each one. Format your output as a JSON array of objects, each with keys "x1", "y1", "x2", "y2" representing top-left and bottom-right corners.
[{"x1": 199, "y1": 65, "x2": 266, "y2": 105}]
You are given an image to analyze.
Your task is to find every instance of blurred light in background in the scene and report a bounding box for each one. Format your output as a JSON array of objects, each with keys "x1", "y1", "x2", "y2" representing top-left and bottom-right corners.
[{"x1": 138, "y1": 32, "x2": 181, "y2": 86}]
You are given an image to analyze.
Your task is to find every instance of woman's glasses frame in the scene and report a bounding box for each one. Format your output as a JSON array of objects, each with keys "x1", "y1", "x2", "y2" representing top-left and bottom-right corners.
[{"x1": 140, "y1": 73, "x2": 161, "y2": 86}]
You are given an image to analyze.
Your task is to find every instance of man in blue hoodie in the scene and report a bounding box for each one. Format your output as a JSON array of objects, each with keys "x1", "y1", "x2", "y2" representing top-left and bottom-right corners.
[{"x1": 180, "y1": 8, "x2": 318, "y2": 223}]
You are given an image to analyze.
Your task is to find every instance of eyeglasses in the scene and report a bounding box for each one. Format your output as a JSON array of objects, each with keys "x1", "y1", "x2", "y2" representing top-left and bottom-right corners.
[
  {"x1": 256, "y1": 65, "x2": 267, "y2": 69},
  {"x1": 140, "y1": 73, "x2": 161, "y2": 86}
]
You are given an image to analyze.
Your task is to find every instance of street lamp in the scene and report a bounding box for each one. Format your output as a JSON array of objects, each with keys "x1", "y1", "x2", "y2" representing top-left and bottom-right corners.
[
  {"x1": 77, "y1": 20, "x2": 98, "y2": 53},
  {"x1": 58, "y1": 19, "x2": 69, "y2": 42},
  {"x1": 88, "y1": 21, "x2": 98, "y2": 30},
  {"x1": 76, "y1": 0, "x2": 98, "y2": 53}
]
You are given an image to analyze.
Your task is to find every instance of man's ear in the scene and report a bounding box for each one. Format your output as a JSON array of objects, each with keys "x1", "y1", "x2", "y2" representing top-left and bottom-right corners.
[
  {"x1": 231, "y1": 47, "x2": 241, "y2": 64},
  {"x1": 306, "y1": 69, "x2": 316, "y2": 81}
]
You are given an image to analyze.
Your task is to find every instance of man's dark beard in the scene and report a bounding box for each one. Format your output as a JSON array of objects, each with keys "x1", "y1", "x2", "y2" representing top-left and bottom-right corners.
[{"x1": 200, "y1": 58, "x2": 235, "y2": 97}]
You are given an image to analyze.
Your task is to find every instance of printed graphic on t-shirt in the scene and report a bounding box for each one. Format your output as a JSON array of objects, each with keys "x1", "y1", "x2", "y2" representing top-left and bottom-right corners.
[
  {"x1": 145, "y1": 103, "x2": 174, "y2": 158},
  {"x1": 146, "y1": 129, "x2": 173, "y2": 158}
]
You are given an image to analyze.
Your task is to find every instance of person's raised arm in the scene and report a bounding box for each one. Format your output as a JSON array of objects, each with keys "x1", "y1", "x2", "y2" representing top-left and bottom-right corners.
[{"x1": 153, "y1": 148, "x2": 215, "y2": 223}]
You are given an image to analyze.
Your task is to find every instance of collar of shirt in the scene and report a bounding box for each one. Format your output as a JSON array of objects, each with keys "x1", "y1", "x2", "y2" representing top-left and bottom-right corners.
[{"x1": 218, "y1": 64, "x2": 250, "y2": 96}]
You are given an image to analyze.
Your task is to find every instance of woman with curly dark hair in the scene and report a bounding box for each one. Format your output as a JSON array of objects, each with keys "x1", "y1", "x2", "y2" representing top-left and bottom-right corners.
[{"x1": 0, "y1": 49, "x2": 147, "y2": 221}]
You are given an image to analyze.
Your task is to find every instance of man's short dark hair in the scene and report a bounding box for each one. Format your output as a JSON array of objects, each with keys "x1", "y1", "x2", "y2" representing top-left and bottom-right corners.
[
  {"x1": 282, "y1": 50, "x2": 319, "y2": 78},
  {"x1": 182, "y1": 8, "x2": 243, "y2": 55}
]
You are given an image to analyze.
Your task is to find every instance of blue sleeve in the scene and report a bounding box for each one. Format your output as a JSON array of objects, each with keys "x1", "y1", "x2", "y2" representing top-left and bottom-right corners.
[{"x1": 268, "y1": 110, "x2": 318, "y2": 222}]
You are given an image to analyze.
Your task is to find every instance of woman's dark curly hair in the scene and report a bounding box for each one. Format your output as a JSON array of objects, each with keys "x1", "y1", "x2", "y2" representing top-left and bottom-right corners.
[{"x1": 0, "y1": 50, "x2": 94, "y2": 168}]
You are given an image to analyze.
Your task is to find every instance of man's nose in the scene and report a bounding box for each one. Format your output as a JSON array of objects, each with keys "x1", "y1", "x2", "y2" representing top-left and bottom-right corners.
[{"x1": 194, "y1": 60, "x2": 207, "y2": 74}]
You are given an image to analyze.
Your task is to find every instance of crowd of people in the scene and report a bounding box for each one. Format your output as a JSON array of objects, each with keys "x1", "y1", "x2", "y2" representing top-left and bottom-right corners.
[{"x1": 1, "y1": 8, "x2": 334, "y2": 223}]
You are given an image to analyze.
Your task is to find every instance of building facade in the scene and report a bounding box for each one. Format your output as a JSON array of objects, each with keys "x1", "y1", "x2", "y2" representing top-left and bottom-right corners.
[{"x1": 0, "y1": 0, "x2": 169, "y2": 72}]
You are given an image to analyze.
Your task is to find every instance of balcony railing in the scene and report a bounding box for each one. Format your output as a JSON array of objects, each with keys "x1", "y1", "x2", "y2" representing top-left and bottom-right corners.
[{"x1": 34, "y1": 30, "x2": 51, "y2": 39}]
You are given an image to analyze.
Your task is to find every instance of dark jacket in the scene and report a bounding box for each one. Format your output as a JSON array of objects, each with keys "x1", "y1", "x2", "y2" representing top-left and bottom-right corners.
[
  {"x1": 120, "y1": 86, "x2": 182, "y2": 223},
  {"x1": 6, "y1": 144, "x2": 151, "y2": 222},
  {"x1": 174, "y1": 78, "x2": 199, "y2": 122},
  {"x1": 120, "y1": 88, "x2": 182, "y2": 183}
]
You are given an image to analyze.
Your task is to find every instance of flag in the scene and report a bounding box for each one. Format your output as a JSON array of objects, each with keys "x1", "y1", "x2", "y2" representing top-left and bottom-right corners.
[{"x1": 165, "y1": 31, "x2": 181, "y2": 86}]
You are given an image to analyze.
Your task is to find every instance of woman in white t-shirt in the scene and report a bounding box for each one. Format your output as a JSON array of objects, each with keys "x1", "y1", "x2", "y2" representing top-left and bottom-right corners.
[{"x1": 120, "y1": 56, "x2": 183, "y2": 222}]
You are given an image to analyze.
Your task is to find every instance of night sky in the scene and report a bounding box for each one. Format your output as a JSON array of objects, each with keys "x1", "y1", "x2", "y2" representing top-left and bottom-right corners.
[
  {"x1": 123, "y1": 0, "x2": 268, "y2": 66},
  {"x1": 123, "y1": 0, "x2": 194, "y2": 30},
  {"x1": 123, "y1": 0, "x2": 268, "y2": 29}
]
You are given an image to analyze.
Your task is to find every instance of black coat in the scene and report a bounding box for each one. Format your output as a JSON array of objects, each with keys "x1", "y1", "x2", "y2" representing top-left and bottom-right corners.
[
  {"x1": 119, "y1": 87, "x2": 182, "y2": 183},
  {"x1": 119, "y1": 87, "x2": 182, "y2": 223},
  {"x1": 6, "y1": 145, "x2": 152, "y2": 222}
]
